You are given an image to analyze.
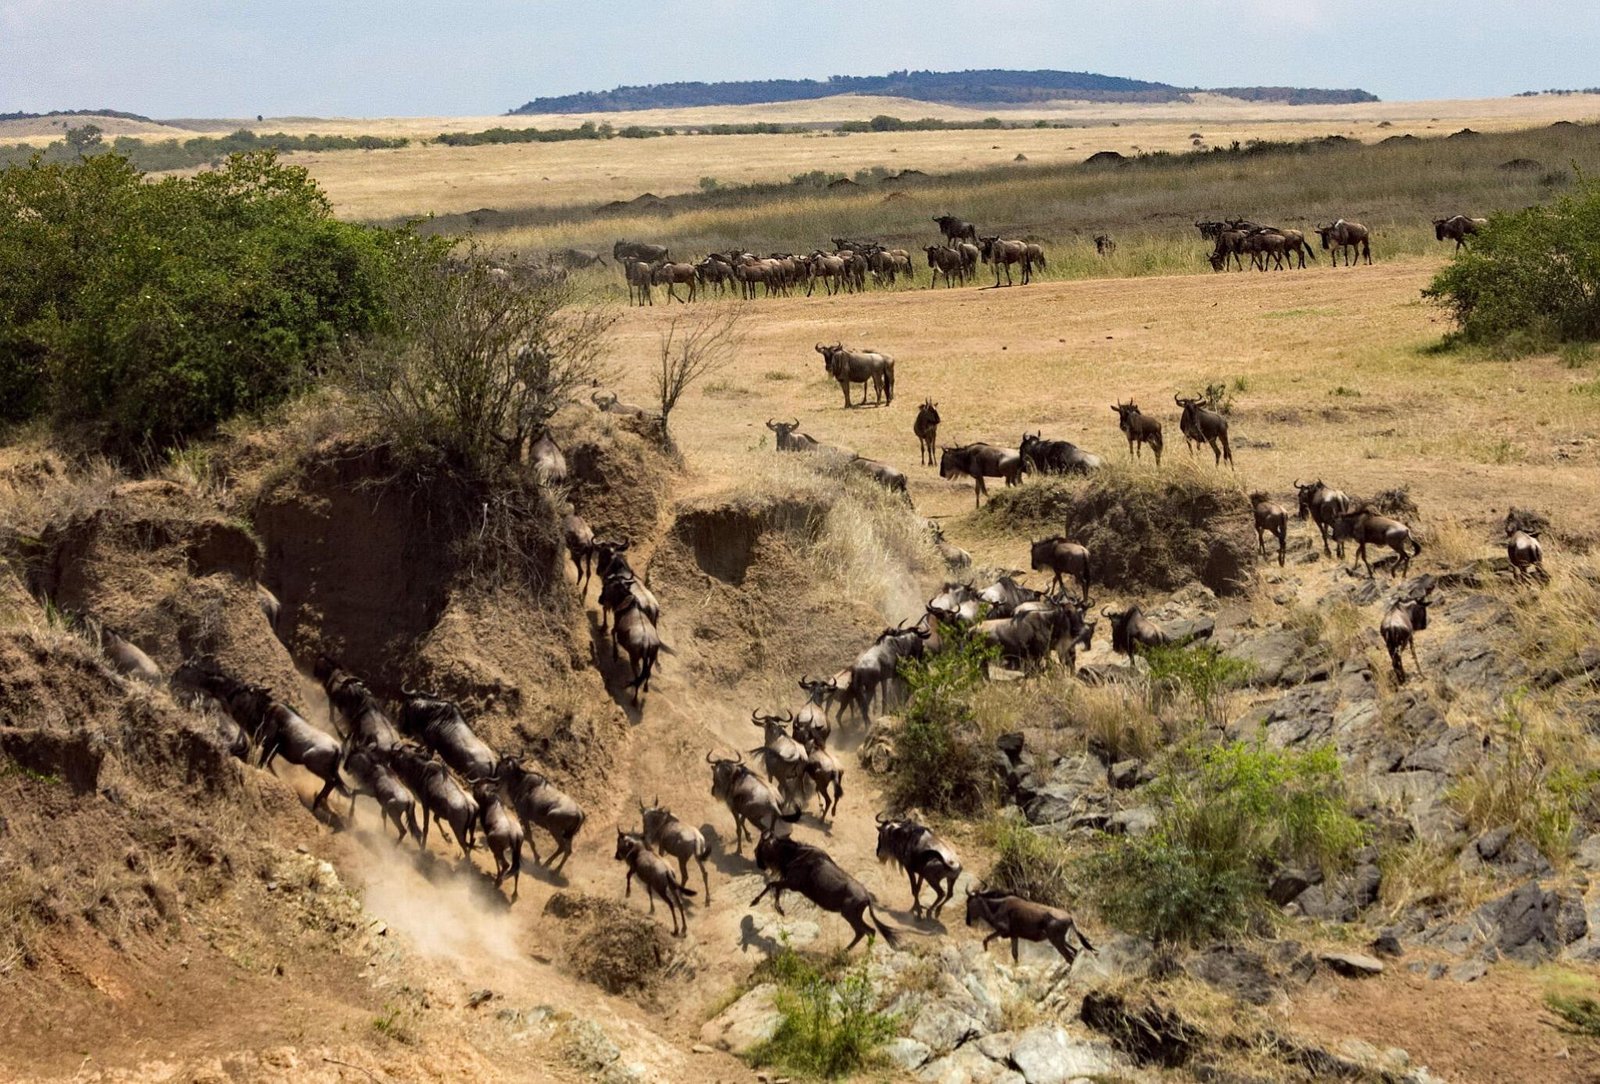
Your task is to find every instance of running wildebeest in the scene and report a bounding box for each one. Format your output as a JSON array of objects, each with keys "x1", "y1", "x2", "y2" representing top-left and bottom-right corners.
[
  {"x1": 1111, "y1": 401, "x2": 1163, "y2": 466},
  {"x1": 965, "y1": 888, "x2": 1095, "y2": 966},
  {"x1": 708, "y1": 751, "x2": 801, "y2": 853},
  {"x1": 751, "y1": 833, "x2": 901, "y2": 950},
  {"x1": 597, "y1": 572, "x2": 665, "y2": 705},
  {"x1": 639, "y1": 798, "x2": 713, "y2": 902},
  {"x1": 317, "y1": 659, "x2": 402, "y2": 750},
  {"x1": 1030, "y1": 537, "x2": 1092, "y2": 601},
  {"x1": 1332, "y1": 506, "x2": 1422, "y2": 578},
  {"x1": 914, "y1": 399, "x2": 941, "y2": 466},
  {"x1": 1174, "y1": 394, "x2": 1233, "y2": 468},
  {"x1": 1315, "y1": 219, "x2": 1372, "y2": 266},
  {"x1": 1380, "y1": 579, "x2": 1435, "y2": 684},
  {"x1": 1295, "y1": 480, "x2": 1352, "y2": 559},
  {"x1": 343, "y1": 745, "x2": 419, "y2": 845},
  {"x1": 474, "y1": 781, "x2": 526, "y2": 900},
  {"x1": 388, "y1": 742, "x2": 478, "y2": 858},
  {"x1": 1251, "y1": 492, "x2": 1290, "y2": 567},
  {"x1": 564, "y1": 511, "x2": 596, "y2": 594},
  {"x1": 496, "y1": 756, "x2": 585, "y2": 871},
  {"x1": 815, "y1": 343, "x2": 895, "y2": 408},
  {"x1": 615, "y1": 829, "x2": 696, "y2": 937},
  {"x1": 940, "y1": 443, "x2": 1024, "y2": 507},
  {"x1": 398, "y1": 689, "x2": 499, "y2": 781},
  {"x1": 875, "y1": 814, "x2": 962, "y2": 919},
  {"x1": 932, "y1": 214, "x2": 978, "y2": 245}
]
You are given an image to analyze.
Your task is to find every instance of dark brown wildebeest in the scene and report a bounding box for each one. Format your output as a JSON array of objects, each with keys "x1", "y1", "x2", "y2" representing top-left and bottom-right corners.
[
  {"x1": 1195, "y1": 220, "x2": 1227, "y2": 239},
  {"x1": 790, "y1": 717, "x2": 844, "y2": 821},
  {"x1": 1434, "y1": 214, "x2": 1487, "y2": 252},
  {"x1": 564, "y1": 512, "x2": 595, "y2": 594},
  {"x1": 914, "y1": 399, "x2": 941, "y2": 466},
  {"x1": 847, "y1": 622, "x2": 930, "y2": 723},
  {"x1": 1315, "y1": 219, "x2": 1372, "y2": 266},
  {"x1": 965, "y1": 888, "x2": 1095, "y2": 966},
  {"x1": 978, "y1": 236, "x2": 1035, "y2": 286},
  {"x1": 1019, "y1": 433, "x2": 1101, "y2": 474},
  {"x1": 1103, "y1": 604, "x2": 1171, "y2": 660},
  {"x1": 549, "y1": 247, "x2": 607, "y2": 269},
  {"x1": 1251, "y1": 492, "x2": 1289, "y2": 567},
  {"x1": 977, "y1": 602, "x2": 1092, "y2": 673},
  {"x1": 1111, "y1": 401, "x2": 1163, "y2": 465},
  {"x1": 398, "y1": 689, "x2": 499, "y2": 782},
  {"x1": 708, "y1": 752, "x2": 801, "y2": 853},
  {"x1": 85, "y1": 617, "x2": 162, "y2": 684},
  {"x1": 388, "y1": 742, "x2": 477, "y2": 858},
  {"x1": 1380, "y1": 579, "x2": 1434, "y2": 684},
  {"x1": 1208, "y1": 229, "x2": 1248, "y2": 271},
  {"x1": 1094, "y1": 234, "x2": 1116, "y2": 256},
  {"x1": 925, "y1": 245, "x2": 966, "y2": 288},
  {"x1": 316, "y1": 659, "x2": 402, "y2": 751},
  {"x1": 1241, "y1": 228, "x2": 1291, "y2": 271},
  {"x1": 1175, "y1": 394, "x2": 1233, "y2": 467},
  {"x1": 639, "y1": 798, "x2": 713, "y2": 902},
  {"x1": 696, "y1": 254, "x2": 735, "y2": 294},
  {"x1": 1030, "y1": 537, "x2": 1092, "y2": 601},
  {"x1": 849, "y1": 456, "x2": 909, "y2": 498},
  {"x1": 651, "y1": 261, "x2": 698, "y2": 303},
  {"x1": 497, "y1": 756, "x2": 585, "y2": 872},
  {"x1": 876, "y1": 814, "x2": 962, "y2": 919},
  {"x1": 752, "y1": 834, "x2": 901, "y2": 951},
  {"x1": 615, "y1": 829, "x2": 695, "y2": 937},
  {"x1": 613, "y1": 239, "x2": 667, "y2": 263},
  {"x1": 598, "y1": 572, "x2": 664, "y2": 705},
  {"x1": 344, "y1": 745, "x2": 418, "y2": 845},
  {"x1": 1332, "y1": 506, "x2": 1422, "y2": 578},
  {"x1": 815, "y1": 343, "x2": 894, "y2": 407},
  {"x1": 473, "y1": 782, "x2": 525, "y2": 901},
  {"x1": 932, "y1": 214, "x2": 978, "y2": 245},
  {"x1": 765, "y1": 418, "x2": 818, "y2": 453},
  {"x1": 940, "y1": 442, "x2": 1024, "y2": 507},
  {"x1": 1295, "y1": 480, "x2": 1352, "y2": 559}
]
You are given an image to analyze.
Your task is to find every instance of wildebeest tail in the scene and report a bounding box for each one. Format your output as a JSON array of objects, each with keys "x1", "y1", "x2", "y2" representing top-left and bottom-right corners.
[
  {"x1": 870, "y1": 907, "x2": 902, "y2": 949},
  {"x1": 884, "y1": 362, "x2": 895, "y2": 405},
  {"x1": 779, "y1": 807, "x2": 803, "y2": 824},
  {"x1": 1071, "y1": 919, "x2": 1096, "y2": 953},
  {"x1": 1409, "y1": 537, "x2": 1423, "y2": 558}
]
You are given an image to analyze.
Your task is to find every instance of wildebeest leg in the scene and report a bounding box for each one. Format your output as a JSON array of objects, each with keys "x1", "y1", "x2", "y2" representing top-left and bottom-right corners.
[
  {"x1": 645, "y1": 881, "x2": 657, "y2": 914},
  {"x1": 906, "y1": 870, "x2": 922, "y2": 916},
  {"x1": 749, "y1": 879, "x2": 779, "y2": 909},
  {"x1": 697, "y1": 856, "x2": 711, "y2": 901},
  {"x1": 1011, "y1": 936, "x2": 1021, "y2": 963},
  {"x1": 1410, "y1": 639, "x2": 1422, "y2": 677},
  {"x1": 974, "y1": 475, "x2": 987, "y2": 508},
  {"x1": 312, "y1": 774, "x2": 338, "y2": 812},
  {"x1": 1049, "y1": 931, "x2": 1080, "y2": 965},
  {"x1": 844, "y1": 907, "x2": 871, "y2": 950},
  {"x1": 1389, "y1": 645, "x2": 1405, "y2": 684},
  {"x1": 1359, "y1": 542, "x2": 1374, "y2": 579}
]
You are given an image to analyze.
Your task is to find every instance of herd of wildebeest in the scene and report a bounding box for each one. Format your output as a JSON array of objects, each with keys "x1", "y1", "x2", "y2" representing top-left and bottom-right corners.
[
  {"x1": 575, "y1": 209, "x2": 1495, "y2": 304},
  {"x1": 65, "y1": 201, "x2": 1538, "y2": 963}
]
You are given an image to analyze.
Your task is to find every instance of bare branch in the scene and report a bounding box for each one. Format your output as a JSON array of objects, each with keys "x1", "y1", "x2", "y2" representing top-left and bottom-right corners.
[{"x1": 654, "y1": 308, "x2": 745, "y2": 448}]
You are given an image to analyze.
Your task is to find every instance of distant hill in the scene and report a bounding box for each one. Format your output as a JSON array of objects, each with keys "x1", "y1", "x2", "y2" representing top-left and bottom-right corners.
[
  {"x1": 509, "y1": 69, "x2": 1378, "y2": 114},
  {"x1": 0, "y1": 108, "x2": 155, "y2": 123}
]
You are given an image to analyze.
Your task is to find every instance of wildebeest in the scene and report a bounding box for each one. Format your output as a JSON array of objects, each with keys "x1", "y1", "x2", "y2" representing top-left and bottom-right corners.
[
  {"x1": 549, "y1": 247, "x2": 607, "y2": 269},
  {"x1": 1019, "y1": 433, "x2": 1101, "y2": 475},
  {"x1": 529, "y1": 430, "x2": 567, "y2": 485},
  {"x1": 977, "y1": 574, "x2": 1042, "y2": 618},
  {"x1": 591, "y1": 389, "x2": 652, "y2": 420},
  {"x1": 613, "y1": 240, "x2": 668, "y2": 264},
  {"x1": 1251, "y1": 492, "x2": 1290, "y2": 567},
  {"x1": 765, "y1": 418, "x2": 817, "y2": 452},
  {"x1": 849, "y1": 456, "x2": 909, "y2": 498},
  {"x1": 847, "y1": 622, "x2": 929, "y2": 723},
  {"x1": 1295, "y1": 480, "x2": 1352, "y2": 559},
  {"x1": 925, "y1": 245, "x2": 966, "y2": 288},
  {"x1": 1030, "y1": 537, "x2": 1092, "y2": 600},
  {"x1": 1332, "y1": 506, "x2": 1422, "y2": 578},
  {"x1": 914, "y1": 400, "x2": 941, "y2": 466},
  {"x1": 85, "y1": 618, "x2": 162, "y2": 684},
  {"x1": 639, "y1": 798, "x2": 712, "y2": 901},
  {"x1": 615, "y1": 830, "x2": 695, "y2": 936},
  {"x1": 1174, "y1": 394, "x2": 1233, "y2": 468},
  {"x1": 398, "y1": 690, "x2": 499, "y2": 781},
  {"x1": 1111, "y1": 401, "x2": 1163, "y2": 466},
  {"x1": 496, "y1": 756, "x2": 584, "y2": 871},
  {"x1": 696, "y1": 254, "x2": 735, "y2": 294},
  {"x1": 940, "y1": 443, "x2": 1024, "y2": 507},
  {"x1": 1208, "y1": 228, "x2": 1248, "y2": 272},
  {"x1": 797, "y1": 674, "x2": 849, "y2": 731},
  {"x1": 1315, "y1": 219, "x2": 1372, "y2": 266},
  {"x1": 1505, "y1": 515, "x2": 1545, "y2": 581},
  {"x1": 256, "y1": 583, "x2": 283, "y2": 639},
  {"x1": 815, "y1": 343, "x2": 895, "y2": 408},
  {"x1": 1380, "y1": 579, "x2": 1434, "y2": 684},
  {"x1": 388, "y1": 743, "x2": 478, "y2": 858},
  {"x1": 751, "y1": 834, "x2": 901, "y2": 950},
  {"x1": 317, "y1": 660, "x2": 402, "y2": 751},
  {"x1": 1195, "y1": 220, "x2": 1227, "y2": 240},
  {"x1": 932, "y1": 214, "x2": 978, "y2": 245},
  {"x1": 791, "y1": 718, "x2": 844, "y2": 821},
  {"x1": 1103, "y1": 605, "x2": 1171, "y2": 660},
  {"x1": 1434, "y1": 215, "x2": 1487, "y2": 252},
  {"x1": 928, "y1": 522, "x2": 972, "y2": 571},
  {"x1": 978, "y1": 236, "x2": 1035, "y2": 286},
  {"x1": 651, "y1": 261, "x2": 698, "y2": 303},
  {"x1": 749, "y1": 709, "x2": 810, "y2": 811},
  {"x1": 179, "y1": 661, "x2": 348, "y2": 812},
  {"x1": 343, "y1": 745, "x2": 419, "y2": 844},
  {"x1": 598, "y1": 572, "x2": 665, "y2": 705},
  {"x1": 708, "y1": 752, "x2": 801, "y2": 853},
  {"x1": 1094, "y1": 234, "x2": 1116, "y2": 256},
  {"x1": 473, "y1": 782, "x2": 525, "y2": 900},
  {"x1": 622, "y1": 257, "x2": 655, "y2": 306},
  {"x1": 564, "y1": 512, "x2": 596, "y2": 594},
  {"x1": 875, "y1": 815, "x2": 962, "y2": 919},
  {"x1": 978, "y1": 602, "x2": 1091, "y2": 673},
  {"x1": 965, "y1": 888, "x2": 1095, "y2": 965}
]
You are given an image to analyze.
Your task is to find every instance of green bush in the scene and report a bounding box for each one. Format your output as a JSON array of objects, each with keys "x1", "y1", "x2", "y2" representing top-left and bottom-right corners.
[
  {"x1": 0, "y1": 150, "x2": 442, "y2": 451},
  {"x1": 1425, "y1": 175, "x2": 1600, "y2": 347},
  {"x1": 982, "y1": 814, "x2": 1075, "y2": 907},
  {"x1": 890, "y1": 626, "x2": 999, "y2": 815},
  {"x1": 1085, "y1": 742, "x2": 1365, "y2": 943},
  {"x1": 749, "y1": 947, "x2": 898, "y2": 1080},
  {"x1": 1143, "y1": 642, "x2": 1253, "y2": 725},
  {"x1": 1546, "y1": 992, "x2": 1600, "y2": 1038}
]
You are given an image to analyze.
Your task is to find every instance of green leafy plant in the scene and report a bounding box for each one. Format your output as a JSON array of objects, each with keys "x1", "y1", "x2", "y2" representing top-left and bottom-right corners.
[
  {"x1": 890, "y1": 625, "x2": 1000, "y2": 814},
  {"x1": 982, "y1": 814, "x2": 1075, "y2": 907},
  {"x1": 1546, "y1": 992, "x2": 1600, "y2": 1038},
  {"x1": 750, "y1": 948, "x2": 898, "y2": 1079},
  {"x1": 1143, "y1": 642, "x2": 1252, "y2": 725}
]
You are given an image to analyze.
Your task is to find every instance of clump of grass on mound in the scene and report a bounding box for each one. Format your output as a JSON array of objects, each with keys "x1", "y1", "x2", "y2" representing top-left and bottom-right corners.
[
  {"x1": 979, "y1": 460, "x2": 1254, "y2": 596},
  {"x1": 982, "y1": 813, "x2": 1077, "y2": 908},
  {"x1": 890, "y1": 625, "x2": 1001, "y2": 815},
  {"x1": 748, "y1": 945, "x2": 899, "y2": 1080}
]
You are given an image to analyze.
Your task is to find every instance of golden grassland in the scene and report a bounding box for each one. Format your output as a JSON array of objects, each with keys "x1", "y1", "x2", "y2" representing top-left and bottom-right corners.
[{"x1": 596, "y1": 257, "x2": 1600, "y2": 573}]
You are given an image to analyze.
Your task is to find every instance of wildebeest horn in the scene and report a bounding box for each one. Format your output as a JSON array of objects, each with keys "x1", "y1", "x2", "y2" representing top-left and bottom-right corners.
[
  {"x1": 1174, "y1": 394, "x2": 1183, "y2": 406},
  {"x1": 705, "y1": 750, "x2": 718, "y2": 764},
  {"x1": 766, "y1": 418, "x2": 777, "y2": 430},
  {"x1": 875, "y1": 811, "x2": 891, "y2": 824},
  {"x1": 788, "y1": 418, "x2": 798, "y2": 429},
  {"x1": 1101, "y1": 607, "x2": 1114, "y2": 617},
  {"x1": 1293, "y1": 478, "x2": 1302, "y2": 489}
]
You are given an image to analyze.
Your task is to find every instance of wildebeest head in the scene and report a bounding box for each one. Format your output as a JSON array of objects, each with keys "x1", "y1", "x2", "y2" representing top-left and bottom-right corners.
[
  {"x1": 707, "y1": 750, "x2": 746, "y2": 800},
  {"x1": 766, "y1": 418, "x2": 800, "y2": 443},
  {"x1": 937, "y1": 446, "x2": 962, "y2": 481},
  {"x1": 917, "y1": 399, "x2": 940, "y2": 426},
  {"x1": 592, "y1": 536, "x2": 631, "y2": 578},
  {"x1": 614, "y1": 827, "x2": 647, "y2": 861},
  {"x1": 1102, "y1": 606, "x2": 1137, "y2": 655},
  {"x1": 1293, "y1": 480, "x2": 1327, "y2": 519},
  {"x1": 1111, "y1": 401, "x2": 1143, "y2": 430},
  {"x1": 1315, "y1": 225, "x2": 1336, "y2": 249},
  {"x1": 874, "y1": 813, "x2": 910, "y2": 863}
]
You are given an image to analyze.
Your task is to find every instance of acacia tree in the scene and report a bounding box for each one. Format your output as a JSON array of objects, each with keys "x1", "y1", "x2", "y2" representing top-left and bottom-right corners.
[
  {"x1": 350, "y1": 253, "x2": 614, "y2": 475},
  {"x1": 653, "y1": 308, "x2": 744, "y2": 449}
]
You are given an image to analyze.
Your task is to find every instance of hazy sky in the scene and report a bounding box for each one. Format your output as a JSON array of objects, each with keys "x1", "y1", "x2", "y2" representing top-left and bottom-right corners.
[{"x1": 3, "y1": 1, "x2": 1597, "y2": 118}]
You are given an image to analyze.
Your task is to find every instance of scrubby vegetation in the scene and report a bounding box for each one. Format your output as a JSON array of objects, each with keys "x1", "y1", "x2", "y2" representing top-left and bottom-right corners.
[
  {"x1": 1143, "y1": 642, "x2": 1253, "y2": 725},
  {"x1": 982, "y1": 814, "x2": 1076, "y2": 908},
  {"x1": 0, "y1": 125, "x2": 409, "y2": 172},
  {"x1": 1426, "y1": 174, "x2": 1600, "y2": 350},
  {"x1": 0, "y1": 150, "x2": 441, "y2": 451},
  {"x1": 749, "y1": 946, "x2": 898, "y2": 1080},
  {"x1": 890, "y1": 626, "x2": 1000, "y2": 815},
  {"x1": 1086, "y1": 743, "x2": 1365, "y2": 944}
]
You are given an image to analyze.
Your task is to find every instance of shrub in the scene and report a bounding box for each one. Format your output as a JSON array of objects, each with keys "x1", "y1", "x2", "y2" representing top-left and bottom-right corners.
[
  {"x1": 1425, "y1": 175, "x2": 1600, "y2": 347},
  {"x1": 889, "y1": 625, "x2": 999, "y2": 815},
  {"x1": 982, "y1": 814, "x2": 1075, "y2": 907},
  {"x1": 1143, "y1": 642, "x2": 1252, "y2": 725},
  {"x1": 0, "y1": 150, "x2": 439, "y2": 451},
  {"x1": 1085, "y1": 742, "x2": 1365, "y2": 943},
  {"x1": 1546, "y1": 992, "x2": 1600, "y2": 1039},
  {"x1": 749, "y1": 947, "x2": 898, "y2": 1079}
]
